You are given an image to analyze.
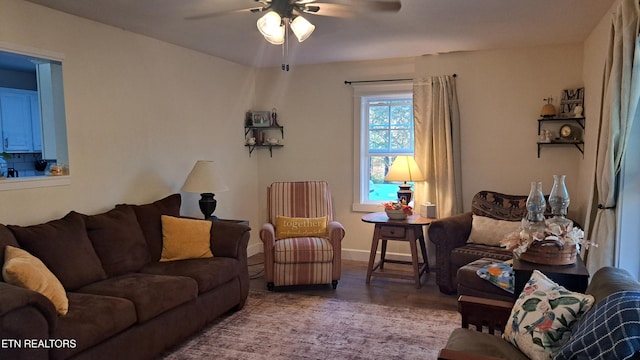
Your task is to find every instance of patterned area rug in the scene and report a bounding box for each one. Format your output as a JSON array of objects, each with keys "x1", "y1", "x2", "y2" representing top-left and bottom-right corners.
[{"x1": 162, "y1": 291, "x2": 460, "y2": 359}]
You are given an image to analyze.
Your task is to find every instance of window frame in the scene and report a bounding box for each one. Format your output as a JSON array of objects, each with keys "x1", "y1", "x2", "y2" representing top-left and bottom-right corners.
[{"x1": 352, "y1": 81, "x2": 413, "y2": 212}]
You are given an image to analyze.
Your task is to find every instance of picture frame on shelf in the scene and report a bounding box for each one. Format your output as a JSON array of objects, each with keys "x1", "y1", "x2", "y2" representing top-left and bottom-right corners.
[
  {"x1": 251, "y1": 111, "x2": 271, "y2": 127},
  {"x1": 559, "y1": 88, "x2": 584, "y2": 118}
]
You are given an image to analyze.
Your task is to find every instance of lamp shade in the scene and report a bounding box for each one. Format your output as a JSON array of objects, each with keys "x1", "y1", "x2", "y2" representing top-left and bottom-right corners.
[
  {"x1": 257, "y1": 11, "x2": 285, "y2": 45},
  {"x1": 290, "y1": 16, "x2": 315, "y2": 42},
  {"x1": 181, "y1": 160, "x2": 229, "y2": 194},
  {"x1": 384, "y1": 156, "x2": 425, "y2": 182}
]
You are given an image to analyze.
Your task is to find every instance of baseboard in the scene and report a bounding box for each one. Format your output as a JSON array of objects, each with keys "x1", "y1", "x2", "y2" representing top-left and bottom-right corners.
[{"x1": 247, "y1": 242, "x2": 263, "y2": 258}]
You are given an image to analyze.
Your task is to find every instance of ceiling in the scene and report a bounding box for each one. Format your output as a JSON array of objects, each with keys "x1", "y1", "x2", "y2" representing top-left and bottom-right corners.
[{"x1": 22, "y1": 0, "x2": 616, "y2": 68}]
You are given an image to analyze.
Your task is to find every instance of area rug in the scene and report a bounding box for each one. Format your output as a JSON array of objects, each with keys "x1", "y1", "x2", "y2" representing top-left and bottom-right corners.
[{"x1": 162, "y1": 291, "x2": 460, "y2": 359}]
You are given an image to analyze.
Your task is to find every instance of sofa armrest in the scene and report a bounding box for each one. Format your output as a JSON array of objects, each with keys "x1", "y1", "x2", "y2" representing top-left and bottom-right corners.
[
  {"x1": 428, "y1": 212, "x2": 473, "y2": 293},
  {"x1": 209, "y1": 221, "x2": 251, "y2": 259},
  {"x1": 458, "y1": 295, "x2": 513, "y2": 335},
  {"x1": 428, "y1": 212, "x2": 473, "y2": 248},
  {"x1": 438, "y1": 348, "x2": 504, "y2": 360},
  {"x1": 327, "y1": 221, "x2": 345, "y2": 244},
  {"x1": 0, "y1": 281, "x2": 57, "y2": 333}
]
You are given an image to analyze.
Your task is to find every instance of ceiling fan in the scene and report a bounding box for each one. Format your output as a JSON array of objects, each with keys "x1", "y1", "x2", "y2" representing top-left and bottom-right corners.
[
  {"x1": 187, "y1": 0, "x2": 402, "y2": 21},
  {"x1": 187, "y1": 0, "x2": 400, "y2": 70}
]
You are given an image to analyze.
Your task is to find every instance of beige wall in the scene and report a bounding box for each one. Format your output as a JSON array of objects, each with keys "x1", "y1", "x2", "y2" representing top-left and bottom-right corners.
[
  {"x1": 255, "y1": 44, "x2": 592, "y2": 261},
  {"x1": 1, "y1": 0, "x2": 613, "y2": 261},
  {"x1": 0, "y1": 0, "x2": 263, "y2": 245}
]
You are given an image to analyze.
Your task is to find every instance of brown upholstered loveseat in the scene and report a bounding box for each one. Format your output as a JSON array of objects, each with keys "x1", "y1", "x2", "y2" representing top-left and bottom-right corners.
[
  {"x1": 428, "y1": 191, "x2": 548, "y2": 294},
  {"x1": 0, "y1": 194, "x2": 250, "y2": 360}
]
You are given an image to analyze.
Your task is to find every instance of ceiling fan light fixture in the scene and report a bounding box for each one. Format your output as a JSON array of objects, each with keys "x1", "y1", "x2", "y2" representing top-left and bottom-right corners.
[
  {"x1": 290, "y1": 15, "x2": 315, "y2": 42},
  {"x1": 257, "y1": 11, "x2": 284, "y2": 42}
]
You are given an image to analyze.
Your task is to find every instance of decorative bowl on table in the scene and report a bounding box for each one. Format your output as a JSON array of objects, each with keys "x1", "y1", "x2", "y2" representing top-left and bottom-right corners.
[{"x1": 385, "y1": 208, "x2": 407, "y2": 220}]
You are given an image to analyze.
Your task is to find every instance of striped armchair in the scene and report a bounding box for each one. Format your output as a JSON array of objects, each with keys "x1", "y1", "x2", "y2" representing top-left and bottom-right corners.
[{"x1": 260, "y1": 181, "x2": 345, "y2": 290}]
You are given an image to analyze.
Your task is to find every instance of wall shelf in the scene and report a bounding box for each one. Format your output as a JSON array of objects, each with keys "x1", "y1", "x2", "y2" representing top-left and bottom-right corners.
[
  {"x1": 244, "y1": 125, "x2": 284, "y2": 157},
  {"x1": 537, "y1": 117, "x2": 585, "y2": 158}
]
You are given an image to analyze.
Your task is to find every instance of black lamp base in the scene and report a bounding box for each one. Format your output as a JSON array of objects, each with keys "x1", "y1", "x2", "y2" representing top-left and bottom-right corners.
[
  {"x1": 199, "y1": 193, "x2": 218, "y2": 220},
  {"x1": 397, "y1": 183, "x2": 413, "y2": 204}
]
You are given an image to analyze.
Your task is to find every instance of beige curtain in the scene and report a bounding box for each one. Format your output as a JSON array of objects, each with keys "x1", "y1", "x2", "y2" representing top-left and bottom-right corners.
[
  {"x1": 586, "y1": 0, "x2": 640, "y2": 274},
  {"x1": 413, "y1": 75, "x2": 462, "y2": 218}
]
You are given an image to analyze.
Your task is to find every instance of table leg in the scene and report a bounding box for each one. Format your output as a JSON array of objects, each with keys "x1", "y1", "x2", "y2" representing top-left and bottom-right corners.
[
  {"x1": 366, "y1": 225, "x2": 381, "y2": 284},
  {"x1": 417, "y1": 226, "x2": 429, "y2": 272},
  {"x1": 407, "y1": 227, "x2": 421, "y2": 288},
  {"x1": 380, "y1": 239, "x2": 388, "y2": 270}
]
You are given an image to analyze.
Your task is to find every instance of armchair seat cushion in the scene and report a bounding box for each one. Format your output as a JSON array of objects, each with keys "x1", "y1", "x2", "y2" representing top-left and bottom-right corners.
[
  {"x1": 444, "y1": 328, "x2": 529, "y2": 360},
  {"x1": 274, "y1": 237, "x2": 334, "y2": 264}
]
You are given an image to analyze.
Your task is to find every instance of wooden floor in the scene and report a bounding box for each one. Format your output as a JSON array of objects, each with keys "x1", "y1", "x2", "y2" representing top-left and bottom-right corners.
[{"x1": 248, "y1": 253, "x2": 458, "y2": 312}]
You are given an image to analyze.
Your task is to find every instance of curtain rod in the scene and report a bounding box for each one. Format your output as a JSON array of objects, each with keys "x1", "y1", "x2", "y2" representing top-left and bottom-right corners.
[{"x1": 344, "y1": 74, "x2": 456, "y2": 85}]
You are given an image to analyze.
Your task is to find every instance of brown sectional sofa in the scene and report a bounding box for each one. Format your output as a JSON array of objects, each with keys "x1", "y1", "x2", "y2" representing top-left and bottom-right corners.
[{"x1": 0, "y1": 194, "x2": 250, "y2": 360}]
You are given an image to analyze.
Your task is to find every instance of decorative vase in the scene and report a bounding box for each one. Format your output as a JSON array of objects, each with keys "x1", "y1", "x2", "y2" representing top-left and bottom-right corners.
[{"x1": 548, "y1": 175, "x2": 572, "y2": 227}]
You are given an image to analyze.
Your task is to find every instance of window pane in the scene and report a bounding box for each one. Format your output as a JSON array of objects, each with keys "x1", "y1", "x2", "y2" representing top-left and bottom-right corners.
[
  {"x1": 368, "y1": 155, "x2": 398, "y2": 202},
  {"x1": 369, "y1": 130, "x2": 389, "y2": 151},
  {"x1": 369, "y1": 106, "x2": 389, "y2": 127},
  {"x1": 390, "y1": 105, "x2": 412, "y2": 126},
  {"x1": 390, "y1": 129, "x2": 412, "y2": 150}
]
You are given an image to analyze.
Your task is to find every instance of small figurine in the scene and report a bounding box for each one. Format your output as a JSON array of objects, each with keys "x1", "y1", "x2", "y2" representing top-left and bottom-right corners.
[
  {"x1": 573, "y1": 105, "x2": 583, "y2": 118},
  {"x1": 271, "y1": 107, "x2": 280, "y2": 127}
]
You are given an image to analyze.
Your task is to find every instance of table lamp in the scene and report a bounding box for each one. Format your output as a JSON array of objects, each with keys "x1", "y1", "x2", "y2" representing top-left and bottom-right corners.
[
  {"x1": 384, "y1": 156, "x2": 425, "y2": 204},
  {"x1": 181, "y1": 160, "x2": 229, "y2": 220}
]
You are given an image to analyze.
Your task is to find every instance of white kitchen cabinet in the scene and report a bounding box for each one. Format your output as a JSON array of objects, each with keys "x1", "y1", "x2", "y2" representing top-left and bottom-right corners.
[{"x1": 0, "y1": 87, "x2": 41, "y2": 153}]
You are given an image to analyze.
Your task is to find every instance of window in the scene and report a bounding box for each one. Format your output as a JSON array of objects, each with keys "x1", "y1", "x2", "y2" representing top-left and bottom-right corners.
[{"x1": 352, "y1": 83, "x2": 413, "y2": 212}]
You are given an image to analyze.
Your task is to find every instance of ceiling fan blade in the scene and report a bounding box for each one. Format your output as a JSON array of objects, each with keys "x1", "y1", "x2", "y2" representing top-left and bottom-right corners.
[
  {"x1": 303, "y1": 1, "x2": 401, "y2": 17},
  {"x1": 304, "y1": 3, "x2": 356, "y2": 17},
  {"x1": 185, "y1": 6, "x2": 268, "y2": 20},
  {"x1": 337, "y1": 0, "x2": 401, "y2": 13}
]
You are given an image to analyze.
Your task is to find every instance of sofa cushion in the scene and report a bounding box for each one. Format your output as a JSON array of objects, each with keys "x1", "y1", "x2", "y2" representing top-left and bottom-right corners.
[
  {"x1": 160, "y1": 215, "x2": 213, "y2": 262},
  {"x1": 467, "y1": 215, "x2": 521, "y2": 246},
  {"x1": 275, "y1": 216, "x2": 327, "y2": 240},
  {"x1": 140, "y1": 257, "x2": 240, "y2": 294},
  {"x1": 2, "y1": 246, "x2": 69, "y2": 315},
  {"x1": 8, "y1": 211, "x2": 107, "y2": 291},
  {"x1": 503, "y1": 270, "x2": 594, "y2": 360},
  {"x1": 118, "y1": 194, "x2": 181, "y2": 262},
  {"x1": 76, "y1": 273, "x2": 197, "y2": 323},
  {"x1": 0, "y1": 224, "x2": 19, "y2": 273},
  {"x1": 444, "y1": 328, "x2": 529, "y2": 360},
  {"x1": 83, "y1": 206, "x2": 151, "y2": 277},
  {"x1": 274, "y1": 237, "x2": 334, "y2": 264},
  {"x1": 51, "y1": 292, "x2": 137, "y2": 360},
  {"x1": 554, "y1": 291, "x2": 640, "y2": 360}
]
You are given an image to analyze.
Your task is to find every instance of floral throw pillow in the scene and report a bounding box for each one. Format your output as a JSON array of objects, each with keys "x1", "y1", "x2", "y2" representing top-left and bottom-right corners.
[
  {"x1": 476, "y1": 259, "x2": 514, "y2": 293},
  {"x1": 503, "y1": 270, "x2": 594, "y2": 360}
]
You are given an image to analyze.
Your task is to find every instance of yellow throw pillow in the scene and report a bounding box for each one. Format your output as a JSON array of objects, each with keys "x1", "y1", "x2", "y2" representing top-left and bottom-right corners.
[
  {"x1": 2, "y1": 245, "x2": 69, "y2": 316},
  {"x1": 160, "y1": 215, "x2": 213, "y2": 262},
  {"x1": 275, "y1": 216, "x2": 327, "y2": 240}
]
